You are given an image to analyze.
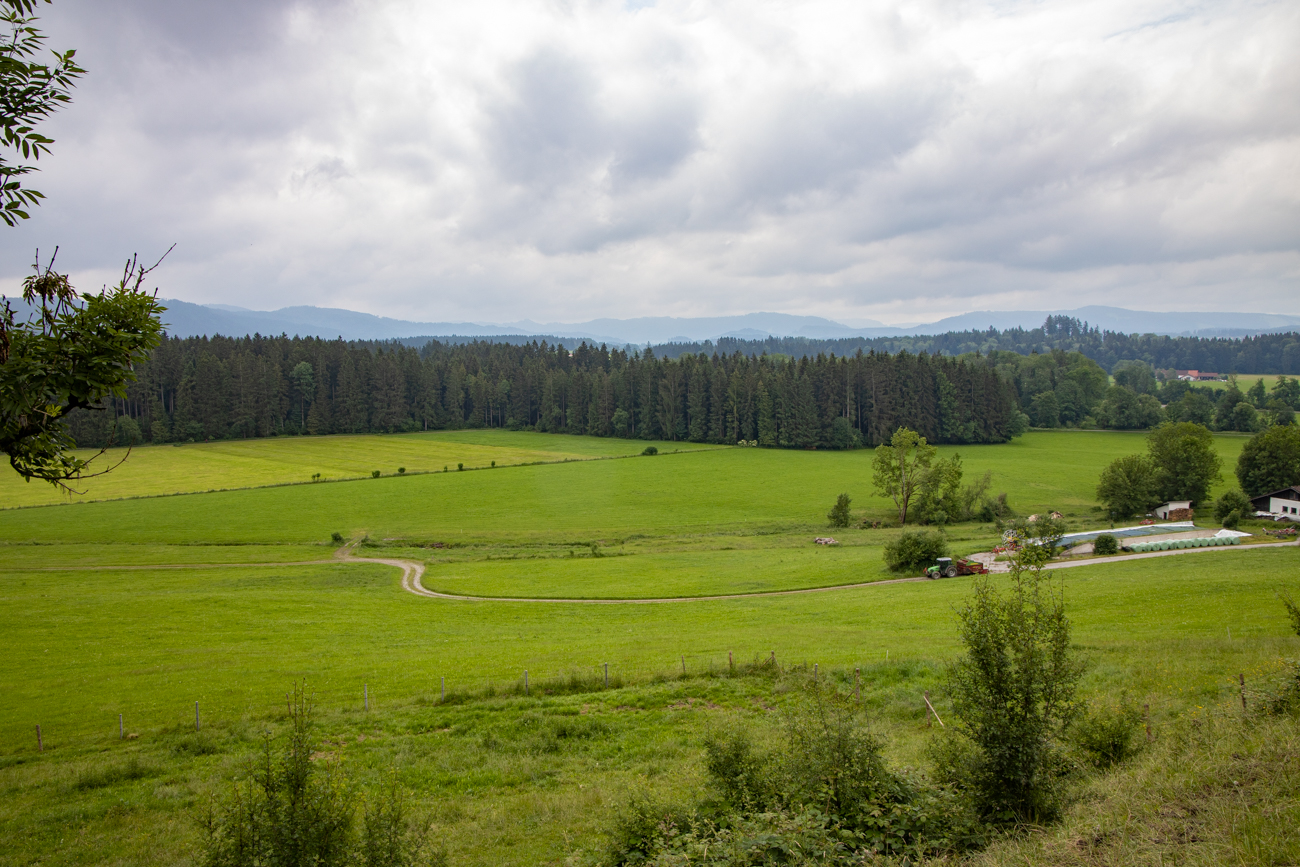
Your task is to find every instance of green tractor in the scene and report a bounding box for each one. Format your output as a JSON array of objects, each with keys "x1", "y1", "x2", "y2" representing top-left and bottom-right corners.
[{"x1": 925, "y1": 556, "x2": 989, "y2": 579}]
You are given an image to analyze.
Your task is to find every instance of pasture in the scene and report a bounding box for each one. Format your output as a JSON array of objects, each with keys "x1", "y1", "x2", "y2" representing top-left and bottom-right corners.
[
  {"x1": 0, "y1": 429, "x2": 708, "y2": 509},
  {"x1": 0, "y1": 429, "x2": 1251, "y2": 544},
  {"x1": 0, "y1": 427, "x2": 1295, "y2": 866}
]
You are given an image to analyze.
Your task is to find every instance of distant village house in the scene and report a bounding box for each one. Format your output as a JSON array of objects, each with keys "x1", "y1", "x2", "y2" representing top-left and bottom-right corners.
[{"x1": 1172, "y1": 369, "x2": 1226, "y2": 382}]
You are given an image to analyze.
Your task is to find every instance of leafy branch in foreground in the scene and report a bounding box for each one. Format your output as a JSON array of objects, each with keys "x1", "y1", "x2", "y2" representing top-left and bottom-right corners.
[
  {"x1": 0, "y1": 248, "x2": 168, "y2": 488},
  {"x1": 0, "y1": 0, "x2": 84, "y2": 225}
]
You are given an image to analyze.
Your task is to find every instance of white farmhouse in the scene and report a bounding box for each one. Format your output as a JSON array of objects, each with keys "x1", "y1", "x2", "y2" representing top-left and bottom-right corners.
[{"x1": 1249, "y1": 486, "x2": 1300, "y2": 520}]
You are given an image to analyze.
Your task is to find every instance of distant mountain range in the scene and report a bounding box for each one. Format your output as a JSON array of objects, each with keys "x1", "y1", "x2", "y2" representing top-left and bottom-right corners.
[{"x1": 18, "y1": 296, "x2": 1300, "y2": 344}]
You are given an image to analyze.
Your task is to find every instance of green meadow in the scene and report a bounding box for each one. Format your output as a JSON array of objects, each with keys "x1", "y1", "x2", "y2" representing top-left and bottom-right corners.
[
  {"x1": 0, "y1": 428, "x2": 1295, "y2": 866},
  {"x1": 0, "y1": 429, "x2": 712, "y2": 509},
  {"x1": 0, "y1": 429, "x2": 1250, "y2": 543}
]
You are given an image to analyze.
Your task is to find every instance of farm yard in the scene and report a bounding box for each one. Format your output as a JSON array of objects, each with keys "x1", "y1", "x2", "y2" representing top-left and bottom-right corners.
[{"x1": 1, "y1": 428, "x2": 1297, "y2": 866}]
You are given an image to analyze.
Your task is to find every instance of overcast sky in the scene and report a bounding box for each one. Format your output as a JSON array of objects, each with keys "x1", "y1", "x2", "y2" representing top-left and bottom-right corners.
[{"x1": 0, "y1": 0, "x2": 1296, "y2": 325}]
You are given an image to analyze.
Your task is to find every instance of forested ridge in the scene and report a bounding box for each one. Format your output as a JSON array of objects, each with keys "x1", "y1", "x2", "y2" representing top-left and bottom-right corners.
[
  {"x1": 66, "y1": 335, "x2": 1018, "y2": 449},
  {"x1": 638, "y1": 317, "x2": 1300, "y2": 372}
]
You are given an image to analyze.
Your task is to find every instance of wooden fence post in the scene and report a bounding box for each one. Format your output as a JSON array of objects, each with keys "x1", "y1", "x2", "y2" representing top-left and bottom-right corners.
[
  {"x1": 195, "y1": 702, "x2": 200, "y2": 732},
  {"x1": 729, "y1": 651, "x2": 733, "y2": 672},
  {"x1": 923, "y1": 691, "x2": 944, "y2": 727},
  {"x1": 119, "y1": 714, "x2": 124, "y2": 740},
  {"x1": 855, "y1": 668, "x2": 860, "y2": 702},
  {"x1": 441, "y1": 676, "x2": 446, "y2": 702},
  {"x1": 604, "y1": 663, "x2": 609, "y2": 688},
  {"x1": 1239, "y1": 673, "x2": 1247, "y2": 711},
  {"x1": 524, "y1": 670, "x2": 529, "y2": 696},
  {"x1": 36, "y1": 725, "x2": 42, "y2": 752},
  {"x1": 364, "y1": 684, "x2": 369, "y2": 711},
  {"x1": 681, "y1": 655, "x2": 686, "y2": 675},
  {"x1": 1144, "y1": 704, "x2": 1152, "y2": 742}
]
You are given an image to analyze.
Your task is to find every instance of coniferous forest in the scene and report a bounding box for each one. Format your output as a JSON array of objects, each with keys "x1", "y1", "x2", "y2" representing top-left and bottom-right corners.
[{"x1": 66, "y1": 335, "x2": 1019, "y2": 450}]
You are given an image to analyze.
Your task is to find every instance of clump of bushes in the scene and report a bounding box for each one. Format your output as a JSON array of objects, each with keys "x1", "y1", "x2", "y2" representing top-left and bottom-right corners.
[
  {"x1": 1094, "y1": 533, "x2": 1119, "y2": 555},
  {"x1": 371, "y1": 470, "x2": 381, "y2": 479},
  {"x1": 641, "y1": 446, "x2": 658, "y2": 456},
  {"x1": 1070, "y1": 697, "x2": 1143, "y2": 768},
  {"x1": 883, "y1": 530, "x2": 949, "y2": 573},
  {"x1": 330, "y1": 532, "x2": 345, "y2": 545},
  {"x1": 607, "y1": 688, "x2": 983, "y2": 865},
  {"x1": 1215, "y1": 488, "x2": 1250, "y2": 529},
  {"x1": 398, "y1": 467, "x2": 406, "y2": 474}
]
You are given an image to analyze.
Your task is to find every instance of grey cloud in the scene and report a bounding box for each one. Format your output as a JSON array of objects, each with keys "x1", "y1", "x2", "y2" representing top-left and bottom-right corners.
[{"x1": 0, "y1": 0, "x2": 1295, "y2": 324}]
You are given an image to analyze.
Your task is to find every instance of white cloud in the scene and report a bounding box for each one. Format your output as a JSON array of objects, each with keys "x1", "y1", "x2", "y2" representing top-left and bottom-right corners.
[{"x1": 0, "y1": 0, "x2": 1295, "y2": 325}]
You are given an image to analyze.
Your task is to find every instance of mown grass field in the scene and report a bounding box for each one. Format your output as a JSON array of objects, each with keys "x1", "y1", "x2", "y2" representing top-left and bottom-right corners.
[
  {"x1": 0, "y1": 429, "x2": 710, "y2": 509},
  {"x1": 0, "y1": 427, "x2": 1294, "y2": 866}
]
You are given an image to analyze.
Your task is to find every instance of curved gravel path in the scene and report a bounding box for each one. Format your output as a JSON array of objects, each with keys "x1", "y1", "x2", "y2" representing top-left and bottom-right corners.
[{"x1": 341, "y1": 539, "x2": 1300, "y2": 604}]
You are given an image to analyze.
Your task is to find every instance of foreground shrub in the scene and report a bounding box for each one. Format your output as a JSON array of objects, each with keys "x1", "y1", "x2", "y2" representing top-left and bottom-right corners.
[
  {"x1": 943, "y1": 549, "x2": 1083, "y2": 822},
  {"x1": 604, "y1": 683, "x2": 989, "y2": 865},
  {"x1": 202, "y1": 684, "x2": 439, "y2": 867},
  {"x1": 1094, "y1": 533, "x2": 1119, "y2": 555},
  {"x1": 1257, "y1": 591, "x2": 1300, "y2": 716},
  {"x1": 883, "y1": 530, "x2": 949, "y2": 573},
  {"x1": 641, "y1": 445, "x2": 658, "y2": 456},
  {"x1": 1070, "y1": 697, "x2": 1143, "y2": 768}
]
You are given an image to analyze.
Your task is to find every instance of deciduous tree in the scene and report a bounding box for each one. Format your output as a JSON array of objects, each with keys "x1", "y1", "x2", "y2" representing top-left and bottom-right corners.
[
  {"x1": 1147, "y1": 421, "x2": 1221, "y2": 505},
  {"x1": 1236, "y1": 424, "x2": 1300, "y2": 497},
  {"x1": 872, "y1": 426, "x2": 936, "y2": 525}
]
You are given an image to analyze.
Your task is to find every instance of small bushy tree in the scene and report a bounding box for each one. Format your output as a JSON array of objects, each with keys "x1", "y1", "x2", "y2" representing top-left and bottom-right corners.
[
  {"x1": 826, "y1": 492, "x2": 851, "y2": 527},
  {"x1": 203, "y1": 685, "x2": 438, "y2": 867},
  {"x1": 1093, "y1": 533, "x2": 1119, "y2": 555},
  {"x1": 944, "y1": 548, "x2": 1083, "y2": 822}
]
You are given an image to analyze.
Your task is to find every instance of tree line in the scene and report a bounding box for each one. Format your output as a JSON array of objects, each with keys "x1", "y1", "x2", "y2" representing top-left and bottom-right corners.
[
  {"x1": 639, "y1": 317, "x2": 1300, "y2": 374},
  {"x1": 65, "y1": 334, "x2": 1020, "y2": 450}
]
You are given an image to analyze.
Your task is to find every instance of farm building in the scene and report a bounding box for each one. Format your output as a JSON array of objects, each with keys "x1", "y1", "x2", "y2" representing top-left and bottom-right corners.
[
  {"x1": 1154, "y1": 501, "x2": 1193, "y2": 520},
  {"x1": 1250, "y1": 486, "x2": 1300, "y2": 519}
]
